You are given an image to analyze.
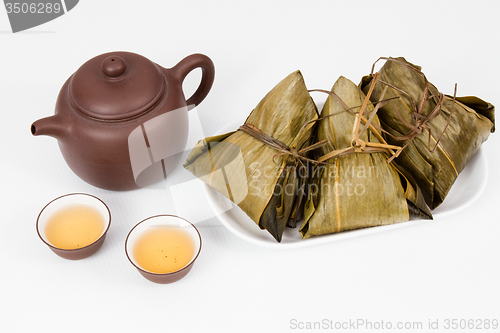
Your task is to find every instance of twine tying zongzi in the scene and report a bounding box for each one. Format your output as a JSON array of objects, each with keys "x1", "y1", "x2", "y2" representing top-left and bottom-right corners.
[
  {"x1": 238, "y1": 71, "x2": 418, "y2": 169},
  {"x1": 369, "y1": 57, "x2": 457, "y2": 162},
  {"x1": 238, "y1": 123, "x2": 328, "y2": 171},
  {"x1": 309, "y1": 73, "x2": 403, "y2": 163}
]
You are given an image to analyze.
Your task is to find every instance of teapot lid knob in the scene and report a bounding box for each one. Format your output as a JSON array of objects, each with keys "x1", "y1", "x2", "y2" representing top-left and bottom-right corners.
[{"x1": 101, "y1": 56, "x2": 126, "y2": 77}]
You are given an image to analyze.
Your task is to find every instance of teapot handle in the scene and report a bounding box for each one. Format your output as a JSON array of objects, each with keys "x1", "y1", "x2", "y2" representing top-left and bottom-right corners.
[{"x1": 170, "y1": 54, "x2": 215, "y2": 110}]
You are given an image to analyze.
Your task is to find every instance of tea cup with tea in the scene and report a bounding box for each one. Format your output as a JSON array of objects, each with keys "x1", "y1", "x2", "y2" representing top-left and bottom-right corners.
[
  {"x1": 36, "y1": 193, "x2": 111, "y2": 260},
  {"x1": 125, "y1": 215, "x2": 202, "y2": 284}
]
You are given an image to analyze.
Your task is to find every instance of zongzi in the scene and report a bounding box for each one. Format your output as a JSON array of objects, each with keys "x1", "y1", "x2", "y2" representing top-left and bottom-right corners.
[
  {"x1": 360, "y1": 57, "x2": 495, "y2": 209},
  {"x1": 300, "y1": 76, "x2": 432, "y2": 239},
  {"x1": 184, "y1": 71, "x2": 318, "y2": 242}
]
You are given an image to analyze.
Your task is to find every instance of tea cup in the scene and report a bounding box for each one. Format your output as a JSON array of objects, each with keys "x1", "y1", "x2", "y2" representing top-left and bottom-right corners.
[
  {"x1": 125, "y1": 215, "x2": 201, "y2": 284},
  {"x1": 36, "y1": 193, "x2": 111, "y2": 260}
]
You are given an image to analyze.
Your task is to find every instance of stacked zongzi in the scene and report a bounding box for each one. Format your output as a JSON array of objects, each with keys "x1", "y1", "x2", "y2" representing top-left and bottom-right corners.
[{"x1": 184, "y1": 58, "x2": 494, "y2": 243}]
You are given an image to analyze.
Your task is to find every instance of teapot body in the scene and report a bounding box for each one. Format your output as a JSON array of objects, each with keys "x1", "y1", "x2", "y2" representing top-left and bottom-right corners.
[{"x1": 32, "y1": 52, "x2": 215, "y2": 190}]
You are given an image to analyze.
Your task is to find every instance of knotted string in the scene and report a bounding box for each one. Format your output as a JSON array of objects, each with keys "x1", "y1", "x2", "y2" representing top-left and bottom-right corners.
[
  {"x1": 238, "y1": 73, "x2": 403, "y2": 170},
  {"x1": 310, "y1": 73, "x2": 403, "y2": 163},
  {"x1": 238, "y1": 59, "x2": 457, "y2": 169},
  {"x1": 238, "y1": 123, "x2": 328, "y2": 172},
  {"x1": 369, "y1": 57, "x2": 457, "y2": 162}
]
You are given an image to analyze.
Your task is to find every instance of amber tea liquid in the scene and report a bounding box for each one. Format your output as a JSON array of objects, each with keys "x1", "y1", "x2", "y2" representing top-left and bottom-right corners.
[
  {"x1": 45, "y1": 204, "x2": 105, "y2": 249},
  {"x1": 133, "y1": 226, "x2": 195, "y2": 274}
]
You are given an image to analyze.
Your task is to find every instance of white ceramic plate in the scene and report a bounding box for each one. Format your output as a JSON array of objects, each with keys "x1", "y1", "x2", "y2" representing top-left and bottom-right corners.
[{"x1": 204, "y1": 119, "x2": 489, "y2": 248}]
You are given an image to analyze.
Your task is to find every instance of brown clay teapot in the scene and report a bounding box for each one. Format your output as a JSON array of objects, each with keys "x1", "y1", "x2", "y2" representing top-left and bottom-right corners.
[{"x1": 31, "y1": 51, "x2": 215, "y2": 190}]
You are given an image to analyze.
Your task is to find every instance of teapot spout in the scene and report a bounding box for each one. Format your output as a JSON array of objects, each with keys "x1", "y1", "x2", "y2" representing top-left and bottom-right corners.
[{"x1": 31, "y1": 115, "x2": 67, "y2": 139}]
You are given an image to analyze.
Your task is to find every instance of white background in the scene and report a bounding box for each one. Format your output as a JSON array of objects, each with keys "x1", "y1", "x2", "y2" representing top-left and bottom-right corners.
[{"x1": 1, "y1": 1, "x2": 499, "y2": 332}]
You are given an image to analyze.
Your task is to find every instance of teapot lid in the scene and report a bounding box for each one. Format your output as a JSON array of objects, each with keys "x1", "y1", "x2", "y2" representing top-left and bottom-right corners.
[{"x1": 69, "y1": 52, "x2": 165, "y2": 121}]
